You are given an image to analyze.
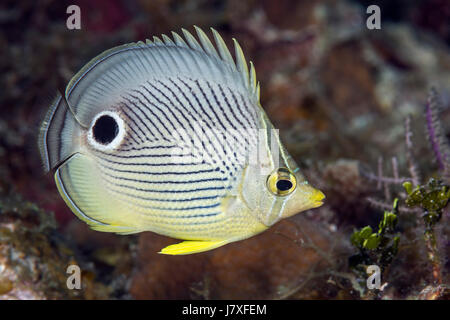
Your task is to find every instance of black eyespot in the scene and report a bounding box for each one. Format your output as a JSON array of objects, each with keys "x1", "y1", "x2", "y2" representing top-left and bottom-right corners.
[
  {"x1": 92, "y1": 115, "x2": 118, "y2": 145},
  {"x1": 276, "y1": 180, "x2": 293, "y2": 191}
]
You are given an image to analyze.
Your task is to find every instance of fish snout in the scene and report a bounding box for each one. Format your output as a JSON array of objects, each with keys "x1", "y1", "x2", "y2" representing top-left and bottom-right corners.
[
  {"x1": 309, "y1": 188, "x2": 325, "y2": 208},
  {"x1": 281, "y1": 183, "x2": 325, "y2": 219},
  {"x1": 296, "y1": 183, "x2": 325, "y2": 210}
]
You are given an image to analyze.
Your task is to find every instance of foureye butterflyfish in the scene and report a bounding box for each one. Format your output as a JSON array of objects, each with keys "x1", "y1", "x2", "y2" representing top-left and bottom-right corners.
[{"x1": 38, "y1": 27, "x2": 325, "y2": 255}]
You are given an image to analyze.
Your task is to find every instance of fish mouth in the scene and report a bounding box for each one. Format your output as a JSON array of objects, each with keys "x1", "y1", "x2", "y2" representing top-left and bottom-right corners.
[{"x1": 310, "y1": 189, "x2": 325, "y2": 208}]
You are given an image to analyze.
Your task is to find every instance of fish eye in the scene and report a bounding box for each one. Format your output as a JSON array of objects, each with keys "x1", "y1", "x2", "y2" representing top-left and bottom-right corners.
[
  {"x1": 93, "y1": 115, "x2": 118, "y2": 144},
  {"x1": 266, "y1": 167, "x2": 297, "y2": 196},
  {"x1": 87, "y1": 111, "x2": 125, "y2": 151},
  {"x1": 276, "y1": 179, "x2": 293, "y2": 191}
]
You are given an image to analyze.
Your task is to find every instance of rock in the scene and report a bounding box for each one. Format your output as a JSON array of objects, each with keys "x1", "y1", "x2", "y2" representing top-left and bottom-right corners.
[
  {"x1": 129, "y1": 215, "x2": 348, "y2": 299},
  {"x1": 0, "y1": 193, "x2": 109, "y2": 299}
]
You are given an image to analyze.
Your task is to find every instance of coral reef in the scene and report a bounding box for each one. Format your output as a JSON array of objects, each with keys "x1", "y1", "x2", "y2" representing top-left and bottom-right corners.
[
  {"x1": 129, "y1": 216, "x2": 349, "y2": 299},
  {"x1": 0, "y1": 192, "x2": 110, "y2": 299},
  {"x1": 0, "y1": 0, "x2": 448, "y2": 299},
  {"x1": 354, "y1": 88, "x2": 450, "y2": 299}
]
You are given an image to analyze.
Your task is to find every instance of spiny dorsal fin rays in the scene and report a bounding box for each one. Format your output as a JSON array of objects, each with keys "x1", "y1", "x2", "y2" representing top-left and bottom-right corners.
[
  {"x1": 161, "y1": 34, "x2": 175, "y2": 46},
  {"x1": 171, "y1": 31, "x2": 189, "y2": 48},
  {"x1": 233, "y1": 38, "x2": 250, "y2": 91},
  {"x1": 136, "y1": 40, "x2": 147, "y2": 48},
  {"x1": 249, "y1": 61, "x2": 257, "y2": 96},
  {"x1": 210, "y1": 28, "x2": 236, "y2": 70},
  {"x1": 152, "y1": 36, "x2": 164, "y2": 45},
  {"x1": 256, "y1": 82, "x2": 261, "y2": 101},
  {"x1": 193, "y1": 25, "x2": 219, "y2": 58},
  {"x1": 161, "y1": 34, "x2": 192, "y2": 76},
  {"x1": 173, "y1": 27, "x2": 257, "y2": 101},
  {"x1": 181, "y1": 28, "x2": 204, "y2": 51},
  {"x1": 65, "y1": 27, "x2": 259, "y2": 107},
  {"x1": 147, "y1": 27, "x2": 256, "y2": 100}
]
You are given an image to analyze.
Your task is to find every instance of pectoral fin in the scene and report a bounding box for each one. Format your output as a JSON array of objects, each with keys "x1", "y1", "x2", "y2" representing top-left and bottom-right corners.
[{"x1": 159, "y1": 240, "x2": 228, "y2": 255}]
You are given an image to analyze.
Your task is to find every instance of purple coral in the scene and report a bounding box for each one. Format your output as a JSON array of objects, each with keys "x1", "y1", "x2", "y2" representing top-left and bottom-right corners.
[{"x1": 425, "y1": 88, "x2": 450, "y2": 174}]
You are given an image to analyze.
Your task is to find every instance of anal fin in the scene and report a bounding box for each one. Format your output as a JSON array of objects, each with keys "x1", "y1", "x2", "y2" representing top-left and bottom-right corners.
[
  {"x1": 159, "y1": 240, "x2": 228, "y2": 255},
  {"x1": 90, "y1": 223, "x2": 140, "y2": 234}
]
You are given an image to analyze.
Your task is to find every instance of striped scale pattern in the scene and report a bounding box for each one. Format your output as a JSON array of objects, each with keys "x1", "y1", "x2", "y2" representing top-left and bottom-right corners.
[
  {"x1": 38, "y1": 26, "x2": 287, "y2": 244},
  {"x1": 89, "y1": 77, "x2": 261, "y2": 237}
]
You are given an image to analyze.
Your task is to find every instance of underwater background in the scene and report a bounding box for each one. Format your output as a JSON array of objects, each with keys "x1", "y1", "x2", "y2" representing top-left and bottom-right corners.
[{"x1": 0, "y1": 0, "x2": 449, "y2": 299}]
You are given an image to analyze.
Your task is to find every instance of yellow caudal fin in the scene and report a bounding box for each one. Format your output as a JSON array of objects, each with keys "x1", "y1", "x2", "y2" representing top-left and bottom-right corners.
[{"x1": 159, "y1": 240, "x2": 228, "y2": 255}]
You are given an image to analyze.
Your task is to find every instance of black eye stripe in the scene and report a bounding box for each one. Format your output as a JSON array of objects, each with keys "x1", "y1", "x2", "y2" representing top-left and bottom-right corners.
[
  {"x1": 276, "y1": 179, "x2": 293, "y2": 191},
  {"x1": 93, "y1": 115, "x2": 119, "y2": 145}
]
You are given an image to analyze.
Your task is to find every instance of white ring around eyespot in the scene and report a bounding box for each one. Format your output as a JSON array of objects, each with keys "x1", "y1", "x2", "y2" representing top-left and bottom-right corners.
[{"x1": 87, "y1": 111, "x2": 125, "y2": 151}]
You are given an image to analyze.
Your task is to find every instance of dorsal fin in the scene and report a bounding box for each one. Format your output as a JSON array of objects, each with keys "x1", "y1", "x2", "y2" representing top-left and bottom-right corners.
[
  {"x1": 182, "y1": 28, "x2": 203, "y2": 51},
  {"x1": 171, "y1": 31, "x2": 189, "y2": 47},
  {"x1": 194, "y1": 26, "x2": 219, "y2": 57},
  {"x1": 152, "y1": 36, "x2": 164, "y2": 45},
  {"x1": 233, "y1": 38, "x2": 250, "y2": 91},
  {"x1": 64, "y1": 26, "x2": 259, "y2": 113},
  {"x1": 161, "y1": 34, "x2": 175, "y2": 46},
  {"x1": 181, "y1": 26, "x2": 258, "y2": 101},
  {"x1": 211, "y1": 28, "x2": 236, "y2": 69}
]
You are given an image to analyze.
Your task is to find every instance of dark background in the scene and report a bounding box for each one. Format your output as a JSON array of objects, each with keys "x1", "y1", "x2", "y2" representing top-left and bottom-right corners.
[{"x1": 0, "y1": 0, "x2": 448, "y2": 299}]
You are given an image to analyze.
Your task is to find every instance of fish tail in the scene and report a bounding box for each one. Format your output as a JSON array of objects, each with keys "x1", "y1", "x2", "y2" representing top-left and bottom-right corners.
[{"x1": 38, "y1": 93, "x2": 82, "y2": 172}]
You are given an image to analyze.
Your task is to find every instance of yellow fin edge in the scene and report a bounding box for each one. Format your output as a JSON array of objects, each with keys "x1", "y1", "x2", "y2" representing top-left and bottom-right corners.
[{"x1": 159, "y1": 240, "x2": 228, "y2": 255}]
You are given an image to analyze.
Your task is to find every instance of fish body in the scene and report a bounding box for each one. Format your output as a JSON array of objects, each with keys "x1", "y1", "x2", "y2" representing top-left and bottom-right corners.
[{"x1": 39, "y1": 27, "x2": 325, "y2": 255}]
